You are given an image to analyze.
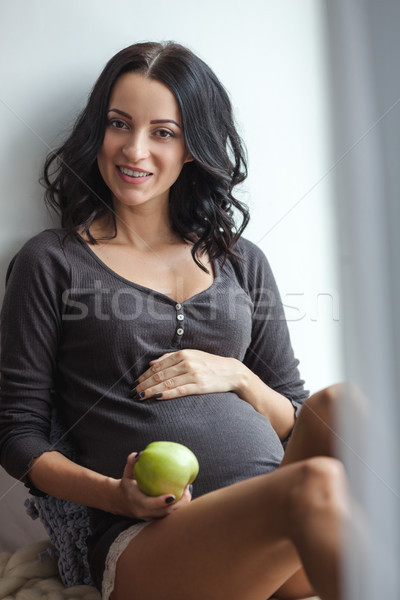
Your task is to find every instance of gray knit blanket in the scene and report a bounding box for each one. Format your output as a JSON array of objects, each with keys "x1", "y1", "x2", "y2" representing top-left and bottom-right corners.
[{"x1": 25, "y1": 410, "x2": 93, "y2": 587}]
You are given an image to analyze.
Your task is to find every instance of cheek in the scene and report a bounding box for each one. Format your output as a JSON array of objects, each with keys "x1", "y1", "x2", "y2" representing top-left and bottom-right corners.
[
  {"x1": 97, "y1": 142, "x2": 113, "y2": 180},
  {"x1": 163, "y1": 148, "x2": 190, "y2": 176}
]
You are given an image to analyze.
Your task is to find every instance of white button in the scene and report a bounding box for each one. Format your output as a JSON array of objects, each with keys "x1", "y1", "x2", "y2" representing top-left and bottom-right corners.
[
  {"x1": 175, "y1": 303, "x2": 182, "y2": 310},
  {"x1": 177, "y1": 314, "x2": 184, "y2": 321},
  {"x1": 177, "y1": 328, "x2": 184, "y2": 335}
]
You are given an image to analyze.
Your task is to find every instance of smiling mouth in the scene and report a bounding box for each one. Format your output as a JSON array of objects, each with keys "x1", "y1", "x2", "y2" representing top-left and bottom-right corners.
[{"x1": 118, "y1": 166, "x2": 152, "y2": 178}]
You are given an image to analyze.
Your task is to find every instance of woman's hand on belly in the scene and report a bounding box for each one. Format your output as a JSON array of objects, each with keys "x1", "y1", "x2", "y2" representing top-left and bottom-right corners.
[
  {"x1": 132, "y1": 349, "x2": 296, "y2": 442},
  {"x1": 132, "y1": 349, "x2": 245, "y2": 402},
  {"x1": 113, "y1": 452, "x2": 192, "y2": 520}
]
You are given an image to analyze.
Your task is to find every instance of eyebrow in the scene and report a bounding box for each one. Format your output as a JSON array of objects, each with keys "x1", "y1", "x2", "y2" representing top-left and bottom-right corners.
[{"x1": 107, "y1": 108, "x2": 181, "y2": 128}]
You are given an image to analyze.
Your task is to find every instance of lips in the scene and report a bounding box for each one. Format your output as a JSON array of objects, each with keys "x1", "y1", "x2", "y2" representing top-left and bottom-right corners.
[
  {"x1": 116, "y1": 165, "x2": 153, "y2": 184},
  {"x1": 118, "y1": 166, "x2": 152, "y2": 178}
]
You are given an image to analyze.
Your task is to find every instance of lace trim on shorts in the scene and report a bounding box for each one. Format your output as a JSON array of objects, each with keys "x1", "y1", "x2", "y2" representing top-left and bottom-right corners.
[{"x1": 102, "y1": 521, "x2": 151, "y2": 600}]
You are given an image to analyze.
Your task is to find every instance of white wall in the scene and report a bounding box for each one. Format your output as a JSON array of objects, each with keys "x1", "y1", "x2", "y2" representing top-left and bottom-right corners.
[{"x1": 0, "y1": 0, "x2": 341, "y2": 552}]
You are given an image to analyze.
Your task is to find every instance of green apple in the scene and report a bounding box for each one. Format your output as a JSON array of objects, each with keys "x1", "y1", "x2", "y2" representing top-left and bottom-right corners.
[{"x1": 134, "y1": 441, "x2": 199, "y2": 501}]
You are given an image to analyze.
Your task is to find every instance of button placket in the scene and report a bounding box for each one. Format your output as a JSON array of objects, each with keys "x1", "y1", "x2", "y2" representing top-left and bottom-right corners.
[{"x1": 173, "y1": 302, "x2": 185, "y2": 342}]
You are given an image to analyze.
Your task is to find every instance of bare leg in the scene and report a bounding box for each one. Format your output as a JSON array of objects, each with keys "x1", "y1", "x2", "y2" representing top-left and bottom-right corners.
[
  {"x1": 271, "y1": 569, "x2": 316, "y2": 600},
  {"x1": 111, "y1": 455, "x2": 348, "y2": 600},
  {"x1": 273, "y1": 384, "x2": 350, "y2": 599},
  {"x1": 281, "y1": 384, "x2": 345, "y2": 467}
]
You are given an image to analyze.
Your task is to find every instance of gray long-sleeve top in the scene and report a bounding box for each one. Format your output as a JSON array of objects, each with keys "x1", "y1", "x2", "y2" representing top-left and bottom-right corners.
[{"x1": 0, "y1": 229, "x2": 307, "y2": 503}]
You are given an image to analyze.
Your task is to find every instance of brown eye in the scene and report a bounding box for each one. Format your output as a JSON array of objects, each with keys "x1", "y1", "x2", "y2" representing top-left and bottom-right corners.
[
  {"x1": 156, "y1": 129, "x2": 174, "y2": 139},
  {"x1": 109, "y1": 119, "x2": 128, "y2": 129}
]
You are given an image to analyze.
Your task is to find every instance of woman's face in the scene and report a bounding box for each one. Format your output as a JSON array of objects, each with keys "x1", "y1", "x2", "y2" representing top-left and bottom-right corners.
[{"x1": 97, "y1": 72, "x2": 192, "y2": 213}]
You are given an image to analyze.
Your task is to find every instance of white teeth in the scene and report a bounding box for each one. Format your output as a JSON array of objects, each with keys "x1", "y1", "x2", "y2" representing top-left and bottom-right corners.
[{"x1": 119, "y1": 167, "x2": 151, "y2": 177}]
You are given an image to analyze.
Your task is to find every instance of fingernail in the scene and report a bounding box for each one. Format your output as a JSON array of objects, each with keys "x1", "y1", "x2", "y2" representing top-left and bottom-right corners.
[
  {"x1": 188, "y1": 484, "x2": 193, "y2": 495},
  {"x1": 138, "y1": 391, "x2": 145, "y2": 400},
  {"x1": 132, "y1": 380, "x2": 139, "y2": 388},
  {"x1": 153, "y1": 393, "x2": 163, "y2": 399},
  {"x1": 165, "y1": 496, "x2": 175, "y2": 504},
  {"x1": 130, "y1": 389, "x2": 138, "y2": 398}
]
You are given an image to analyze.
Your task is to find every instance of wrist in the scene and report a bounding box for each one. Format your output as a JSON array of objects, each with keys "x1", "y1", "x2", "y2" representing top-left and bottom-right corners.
[
  {"x1": 102, "y1": 476, "x2": 123, "y2": 514},
  {"x1": 232, "y1": 362, "x2": 270, "y2": 415},
  {"x1": 231, "y1": 359, "x2": 252, "y2": 398}
]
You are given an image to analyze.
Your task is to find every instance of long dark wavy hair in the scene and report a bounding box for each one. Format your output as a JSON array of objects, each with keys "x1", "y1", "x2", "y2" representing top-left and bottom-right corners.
[{"x1": 43, "y1": 41, "x2": 249, "y2": 270}]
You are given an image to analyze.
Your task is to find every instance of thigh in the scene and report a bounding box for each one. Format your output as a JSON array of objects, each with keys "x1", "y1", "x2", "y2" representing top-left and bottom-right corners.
[
  {"x1": 281, "y1": 385, "x2": 343, "y2": 467},
  {"x1": 111, "y1": 464, "x2": 309, "y2": 600},
  {"x1": 271, "y1": 386, "x2": 343, "y2": 598}
]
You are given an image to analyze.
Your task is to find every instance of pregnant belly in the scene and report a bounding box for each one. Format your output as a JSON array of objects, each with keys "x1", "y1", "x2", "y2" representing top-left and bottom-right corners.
[
  {"x1": 138, "y1": 392, "x2": 285, "y2": 498},
  {"x1": 78, "y1": 392, "x2": 285, "y2": 498}
]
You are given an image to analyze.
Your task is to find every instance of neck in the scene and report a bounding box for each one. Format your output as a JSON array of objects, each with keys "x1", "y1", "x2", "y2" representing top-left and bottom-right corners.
[{"x1": 103, "y1": 200, "x2": 180, "y2": 249}]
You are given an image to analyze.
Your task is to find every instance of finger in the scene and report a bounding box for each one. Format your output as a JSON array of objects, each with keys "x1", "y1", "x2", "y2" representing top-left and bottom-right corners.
[
  {"x1": 136, "y1": 377, "x2": 206, "y2": 402},
  {"x1": 137, "y1": 492, "x2": 178, "y2": 519},
  {"x1": 136, "y1": 486, "x2": 194, "y2": 520},
  {"x1": 149, "y1": 352, "x2": 175, "y2": 364},
  {"x1": 123, "y1": 452, "x2": 139, "y2": 479},
  {"x1": 136, "y1": 352, "x2": 182, "y2": 386},
  {"x1": 164, "y1": 486, "x2": 192, "y2": 512},
  {"x1": 177, "y1": 484, "x2": 193, "y2": 504},
  {"x1": 144, "y1": 364, "x2": 183, "y2": 390},
  {"x1": 134, "y1": 362, "x2": 190, "y2": 396},
  {"x1": 137, "y1": 486, "x2": 176, "y2": 506}
]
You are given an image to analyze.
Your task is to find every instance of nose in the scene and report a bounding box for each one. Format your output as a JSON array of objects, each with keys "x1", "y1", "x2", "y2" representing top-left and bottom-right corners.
[{"x1": 122, "y1": 130, "x2": 150, "y2": 162}]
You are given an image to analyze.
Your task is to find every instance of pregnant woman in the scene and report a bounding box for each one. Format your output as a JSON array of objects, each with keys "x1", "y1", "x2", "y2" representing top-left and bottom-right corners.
[{"x1": 0, "y1": 41, "x2": 349, "y2": 600}]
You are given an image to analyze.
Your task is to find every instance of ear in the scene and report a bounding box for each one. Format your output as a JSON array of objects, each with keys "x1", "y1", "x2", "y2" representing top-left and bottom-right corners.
[{"x1": 184, "y1": 152, "x2": 194, "y2": 164}]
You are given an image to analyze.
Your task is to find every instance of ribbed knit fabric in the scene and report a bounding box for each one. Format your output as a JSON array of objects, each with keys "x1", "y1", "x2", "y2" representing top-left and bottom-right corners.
[{"x1": 0, "y1": 229, "x2": 308, "y2": 589}]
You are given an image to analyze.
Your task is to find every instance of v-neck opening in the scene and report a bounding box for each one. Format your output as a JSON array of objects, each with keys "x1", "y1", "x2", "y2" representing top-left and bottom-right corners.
[{"x1": 76, "y1": 234, "x2": 219, "y2": 305}]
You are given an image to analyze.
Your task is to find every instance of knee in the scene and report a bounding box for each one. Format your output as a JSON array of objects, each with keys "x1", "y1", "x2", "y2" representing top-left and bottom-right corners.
[
  {"x1": 305, "y1": 382, "x2": 363, "y2": 416},
  {"x1": 287, "y1": 457, "x2": 348, "y2": 526},
  {"x1": 304, "y1": 384, "x2": 341, "y2": 418},
  {"x1": 300, "y1": 384, "x2": 358, "y2": 437}
]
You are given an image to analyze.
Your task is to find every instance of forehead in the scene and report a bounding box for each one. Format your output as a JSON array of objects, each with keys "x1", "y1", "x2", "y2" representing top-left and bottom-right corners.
[{"x1": 108, "y1": 72, "x2": 181, "y2": 121}]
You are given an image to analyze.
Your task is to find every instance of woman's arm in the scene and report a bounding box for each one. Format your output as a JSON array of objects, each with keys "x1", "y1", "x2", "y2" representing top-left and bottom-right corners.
[
  {"x1": 239, "y1": 240, "x2": 309, "y2": 417},
  {"x1": 0, "y1": 233, "x2": 68, "y2": 487},
  {"x1": 30, "y1": 451, "x2": 120, "y2": 512},
  {"x1": 0, "y1": 233, "x2": 189, "y2": 520},
  {"x1": 233, "y1": 361, "x2": 296, "y2": 440},
  {"x1": 29, "y1": 450, "x2": 191, "y2": 520}
]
